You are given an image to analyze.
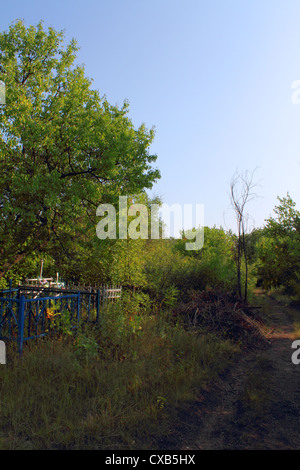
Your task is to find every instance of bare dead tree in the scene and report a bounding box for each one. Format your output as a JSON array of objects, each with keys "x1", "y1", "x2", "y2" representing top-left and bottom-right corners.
[{"x1": 230, "y1": 169, "x2": 258, "y2": 302}]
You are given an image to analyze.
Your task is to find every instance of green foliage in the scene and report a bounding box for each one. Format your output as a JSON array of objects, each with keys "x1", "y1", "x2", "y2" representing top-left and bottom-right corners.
[
  {"x1": 50, "y1": 309, "x2": 73, "y2": 336},
  {"x1": 0, "y1": 309, "x2": 238, "y2": 450},
  {"x1": 74, "y1": 333, "x2": 99, "y2": 362},
  {"x1": 256, "y1": 193, "x2": 300, "y2": 293},
  {"x1": 144, "y1": 239, "x2": 204, "y2": 303},
  {"x1": 161, "y1": 285, "x2": 180, "y2": 309},
  {"x1": 108, "y1": 239, "x2": 147, "y2": 289},
  {"x1": 243, "y1": 228, "x2": 264, "y2": 264},
  {"x1": 120, "y1": 289, "x2": 152, "y2": 316},
  {"x1": 172, "y1": 227, "x2": 236, "y2": 293},
  {"x1": 198, "y1": 227, "x2": 236, "y2": 289},
  {"x1": 0, "y1": 20, "x2": 160, "y2": 279}
]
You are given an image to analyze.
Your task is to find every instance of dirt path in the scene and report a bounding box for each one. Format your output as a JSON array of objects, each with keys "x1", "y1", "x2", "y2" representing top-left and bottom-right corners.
[{"x1": 181, "y1": 291, "x2": 300, "y2": 450}]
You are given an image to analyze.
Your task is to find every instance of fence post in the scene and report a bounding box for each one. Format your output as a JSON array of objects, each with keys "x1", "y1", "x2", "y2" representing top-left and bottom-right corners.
[
  {"x1": 77, "y1": 292, "x2": 80, "y2": 324},
  {"x1": 8, "y1": 279, "x2": 12, "y2": 315},
  {"x1": 96, "y1": 289, "x2": 100, "y2": 323},
  {"x1": 18, "y1": 295, "x2": 25, "y2": 356},
  {"x1": 87, "y1": 288, "x2": 91, "y2": 321},
  {"x1": 103, "y1": 286, "x2": 106, "y2": 313}
]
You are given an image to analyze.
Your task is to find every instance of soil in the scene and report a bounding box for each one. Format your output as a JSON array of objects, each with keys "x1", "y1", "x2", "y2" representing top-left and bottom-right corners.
[{"x1": 178, "y1": 290, "x2": 300, "y2": 450}]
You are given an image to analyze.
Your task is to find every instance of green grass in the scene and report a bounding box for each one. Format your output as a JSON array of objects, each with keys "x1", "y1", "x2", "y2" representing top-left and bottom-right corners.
[
  {"x1": 234, "y1": 354, "x2": 272, "y2": 435},
  {"x1": 0, "y1": 307, "x2": 239, "y2": 450},
  {"x1": 252, "y1": 286, "x2": 300, "y2": 338}
]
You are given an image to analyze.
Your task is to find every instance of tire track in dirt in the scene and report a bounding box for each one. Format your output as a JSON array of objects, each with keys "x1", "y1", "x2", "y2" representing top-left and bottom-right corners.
[{"x1": 181, "y1": 292, "x2": 300, "y2": 450}]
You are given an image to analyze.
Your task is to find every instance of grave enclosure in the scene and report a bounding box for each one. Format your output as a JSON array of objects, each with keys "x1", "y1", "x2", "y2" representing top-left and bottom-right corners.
[{"x1": 0, "y1": 281, "x2": 122, "y2": 355}]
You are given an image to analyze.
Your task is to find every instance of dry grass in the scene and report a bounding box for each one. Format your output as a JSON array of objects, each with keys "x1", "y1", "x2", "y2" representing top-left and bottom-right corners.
[
  {"x1": 0, "y1": 308, "x2": 238, "y2": 450},
  {"x1": 175, "y1": 289, "x2": 270, "y2": 350}
]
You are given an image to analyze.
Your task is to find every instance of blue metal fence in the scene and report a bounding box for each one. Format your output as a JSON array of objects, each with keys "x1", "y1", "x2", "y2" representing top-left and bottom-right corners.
[
  {"x1": 0, "y1": 293, "x2": 80, "y2": 355},
  {"x1": 0, "y1": 282, "x2": 122, "y2": 355},
  {"x1": 1, "y1": 279, "x2": 19, "y2": 298}
]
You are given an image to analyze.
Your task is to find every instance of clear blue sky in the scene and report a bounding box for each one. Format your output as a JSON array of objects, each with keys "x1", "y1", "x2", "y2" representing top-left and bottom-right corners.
[{"x1": 2, "y1": 0, "x2": 300, "y2": 233}]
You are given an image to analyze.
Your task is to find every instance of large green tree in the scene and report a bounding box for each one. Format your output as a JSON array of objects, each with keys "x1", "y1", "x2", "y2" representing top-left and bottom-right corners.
[{"x1": 0, "y1": 20, "x2": 160, "y2": 279}]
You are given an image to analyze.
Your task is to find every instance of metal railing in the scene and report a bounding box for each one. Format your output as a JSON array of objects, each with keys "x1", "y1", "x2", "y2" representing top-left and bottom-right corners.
[
  {"x1": 0, "y1": 283, "x2": 122, "y2": 355},
  {"x1": 0, "y1": 293, "x2": 79, "y2": 355}
]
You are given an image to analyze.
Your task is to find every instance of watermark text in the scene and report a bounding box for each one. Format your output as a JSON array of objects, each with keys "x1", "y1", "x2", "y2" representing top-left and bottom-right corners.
[{"x1": 96, "y1": 197, "x2": 204, "y2": 250}]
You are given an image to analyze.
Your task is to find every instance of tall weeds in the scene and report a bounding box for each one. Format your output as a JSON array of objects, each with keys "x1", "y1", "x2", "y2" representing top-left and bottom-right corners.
[{"x1": 0, "y1": 305, "x2": 238, "y2": 450}]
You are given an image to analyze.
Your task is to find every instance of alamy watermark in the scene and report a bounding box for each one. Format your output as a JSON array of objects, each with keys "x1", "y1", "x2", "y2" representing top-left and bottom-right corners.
[
  {"x1": 0, "y1": 341, "x2": 6, "y2": 364},
  {"x1": 291, "y1": 340, "x2": 300, "y2": 365},
  {"x1": 96, "y1": 197, "x2": 204, "y2": 250},
  {"x1": 0, "y1": 81, "x2": 5, "y2": 105}
]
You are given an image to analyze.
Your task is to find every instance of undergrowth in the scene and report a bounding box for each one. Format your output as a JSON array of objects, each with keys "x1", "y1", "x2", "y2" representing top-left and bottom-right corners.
[{"x1": 0, "y1": 303, "x2": 239, "y2": 450}]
